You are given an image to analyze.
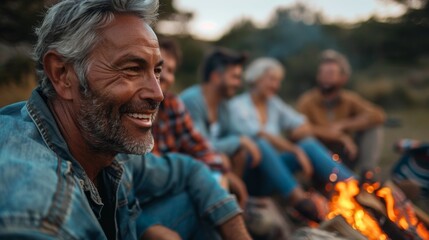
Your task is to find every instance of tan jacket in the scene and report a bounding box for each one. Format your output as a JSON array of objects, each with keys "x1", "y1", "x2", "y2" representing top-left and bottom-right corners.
[{"x1": 297, "y1": 88, "x2": 385, "y2": 130}]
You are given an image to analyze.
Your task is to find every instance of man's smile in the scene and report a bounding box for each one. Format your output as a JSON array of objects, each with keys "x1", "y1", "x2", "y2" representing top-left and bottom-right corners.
[{"x1": 125, "y1": 112, "x2": 155, "y2": 128}]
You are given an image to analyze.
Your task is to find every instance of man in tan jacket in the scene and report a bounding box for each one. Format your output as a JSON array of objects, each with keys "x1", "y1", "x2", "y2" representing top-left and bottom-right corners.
[{"x1": 297, "y1": 50, "x2": 385, "y2": 176}]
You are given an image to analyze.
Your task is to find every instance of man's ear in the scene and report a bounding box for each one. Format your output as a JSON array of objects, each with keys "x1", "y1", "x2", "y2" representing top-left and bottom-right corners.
[{"x1": 43, "y1": 50, "x2": 75, "y2": 100}]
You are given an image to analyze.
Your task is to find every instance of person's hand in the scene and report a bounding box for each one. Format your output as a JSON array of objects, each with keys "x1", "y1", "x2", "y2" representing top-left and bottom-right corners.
[
  {"x1": 240, "y1": 137, "x2": 261, "y2": 168},
  {"x1": 394, "y1": 139, "x2": 421, "y2": 153},
  {"x1": 328, "y1": 123, "x2": 346, "y2": 138},
  {"x1": 220, "y1": 154, "x2": 232, "y2": 171},
  {"x1": 141, "y1": 225, "x2": 182, "y2": 240},
  {"x1": 230, "y1": 150, "x2": 247, "y2": 178},
  {"x1": 219, "y1": 174, "x2": 230, "y2": 190},
  {"x1": 293, "y1": 147, "x2": 313, "y2": 179},
  {"x1": 340, "y1": 134, "x2": 358, "y2": 160},
  {"x1": 219, "y1": 215, "x2": 252, "y2": 240},
  {"x1": 225, "y1": 172, "x2": 248, "y2": 209}
]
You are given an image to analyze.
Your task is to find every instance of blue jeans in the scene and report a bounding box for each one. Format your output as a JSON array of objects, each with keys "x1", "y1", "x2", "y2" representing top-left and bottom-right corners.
[
  {"x1": 244, "y1": 137, "x2": 354, "y2": 198},
  {"x1": 297, "y1": 137, "x2": 354, "y2": 180},
  {"x1": 136, "y1": 192, "x2": 221, "y2": 240}
]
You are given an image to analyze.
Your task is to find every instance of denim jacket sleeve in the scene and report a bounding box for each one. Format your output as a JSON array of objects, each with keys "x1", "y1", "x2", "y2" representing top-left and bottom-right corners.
[{"x1": 125, "y1": 153, "x2": 241, "y2": 226}]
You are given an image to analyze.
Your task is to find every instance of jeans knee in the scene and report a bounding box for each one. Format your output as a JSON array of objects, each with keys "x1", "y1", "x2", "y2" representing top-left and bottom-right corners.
[{"x1": 297, "y1": 137, "x2": 323, "y2": 151}]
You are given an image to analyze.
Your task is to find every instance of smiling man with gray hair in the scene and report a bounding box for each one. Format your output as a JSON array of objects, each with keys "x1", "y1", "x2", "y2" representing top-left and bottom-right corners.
[{"x1": 0, "y1": 0, "x2": 250, "y2": 239}]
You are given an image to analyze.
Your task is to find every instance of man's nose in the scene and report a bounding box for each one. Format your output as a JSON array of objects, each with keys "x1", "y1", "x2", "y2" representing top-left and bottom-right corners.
[{"x1": 138, "y1": 75, "x2": 164, "y2": 103}]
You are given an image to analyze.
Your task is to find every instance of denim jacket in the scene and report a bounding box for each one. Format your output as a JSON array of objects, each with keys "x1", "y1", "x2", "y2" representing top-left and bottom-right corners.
[{"x1": 0, "y1": 89, "x2": 241, "y2": 239}]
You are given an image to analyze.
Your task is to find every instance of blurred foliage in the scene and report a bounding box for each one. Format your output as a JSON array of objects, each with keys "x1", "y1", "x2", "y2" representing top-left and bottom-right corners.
[
  {"x1": 2, "y1": 0, "x2": 429, "y2": 109},
  {"x1": 0, "y1": 0, "x2": 46, "y2": 44},
  {"x1": 170, "y1": 1, "x2": 429, "y2": 109},
  {"x1": 0, "y1": 0, "x2": 51, "y2": 88},
  {"x1": 0, "y1": 56, "x2": 34, "y2": 86}
]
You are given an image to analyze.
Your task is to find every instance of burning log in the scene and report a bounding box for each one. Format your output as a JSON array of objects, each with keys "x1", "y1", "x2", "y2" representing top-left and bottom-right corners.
[
  {"x1": 384, "y1": 181, "x2": 429, "y2": 227},
  {"x1": 325, "y1": 179, "x2": 429, "y2": 240},
  {"x1": 413, "y1": 206, "x2": 429, "y2": 228},
  {"x1": 326, "y1": 180, "x2": 388, "y2": 240},
  {"x1": 369, "y1": 209, "x2": 417, "y2": 240}
]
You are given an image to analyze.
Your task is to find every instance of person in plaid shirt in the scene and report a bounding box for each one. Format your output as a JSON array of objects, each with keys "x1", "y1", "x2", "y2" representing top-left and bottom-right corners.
[
  {"x1": 152, "y1": 38, "x2": 248, "y2": 207},
  {"x1": 153, "y1": 92, "x2": 224, "y2": 171}
]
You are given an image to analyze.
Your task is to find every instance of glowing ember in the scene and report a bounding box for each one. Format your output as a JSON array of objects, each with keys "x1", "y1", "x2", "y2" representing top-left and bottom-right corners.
[{"x1": 327, "y1": 179, "x2": 388, "y2": 240}]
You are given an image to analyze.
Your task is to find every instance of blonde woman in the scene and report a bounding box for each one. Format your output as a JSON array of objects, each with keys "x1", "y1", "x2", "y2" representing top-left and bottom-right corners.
[{"x1": 228, "y1": 57, "x2": 354, "y2": 222}]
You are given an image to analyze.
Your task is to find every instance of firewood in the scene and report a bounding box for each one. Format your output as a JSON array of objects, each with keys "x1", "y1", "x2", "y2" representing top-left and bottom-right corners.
[
  {"x1": 319, "y1": 215, "x2": 367, "y2": 240},
  {"x1": 384, "y1": 180, "x2": 429, "y2": 227},
  {"x1": 355, "y1": 190, "x2": 386, "y2": 215}
]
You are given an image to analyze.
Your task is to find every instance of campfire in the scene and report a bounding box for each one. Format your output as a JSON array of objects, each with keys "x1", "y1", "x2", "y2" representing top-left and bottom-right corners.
[{"x1": 322, "y1": 178, "x2": 429, "y2": 240}]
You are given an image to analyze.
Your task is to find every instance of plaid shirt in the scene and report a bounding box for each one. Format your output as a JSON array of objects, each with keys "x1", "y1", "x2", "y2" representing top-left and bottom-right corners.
[{"x1": 152, "y1": 92, "x2": 225, "y2": 172}]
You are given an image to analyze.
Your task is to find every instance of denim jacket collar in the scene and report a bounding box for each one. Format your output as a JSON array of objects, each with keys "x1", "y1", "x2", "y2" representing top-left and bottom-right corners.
[{"x1": 26, "y1": 88, "x2": 124, "y2": 217}]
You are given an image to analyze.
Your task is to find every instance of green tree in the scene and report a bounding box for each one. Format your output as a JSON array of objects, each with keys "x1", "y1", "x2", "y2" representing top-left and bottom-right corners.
[{"x1": 0, "y1": 0, "x2": 47, "y2": 44}]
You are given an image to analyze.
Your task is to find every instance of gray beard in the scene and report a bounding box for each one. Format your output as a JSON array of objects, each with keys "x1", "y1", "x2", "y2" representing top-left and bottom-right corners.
[{"x1": 77, "y1": 89, "x2": 155, "y2": 155}]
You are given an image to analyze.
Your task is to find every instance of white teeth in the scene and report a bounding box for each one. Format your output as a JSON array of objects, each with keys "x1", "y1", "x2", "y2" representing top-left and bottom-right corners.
[{"x1": 127, "y1": 113, "x2": 152, "y2": 120}]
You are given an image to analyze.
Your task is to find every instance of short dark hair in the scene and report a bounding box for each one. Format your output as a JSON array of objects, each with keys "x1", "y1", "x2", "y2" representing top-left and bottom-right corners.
[
  {"x1": 201, "y1": 47, "x2": 247, "y2": 83},
  {"x1": 159, "y1": 38, "x2": 182, "y2": 65}
]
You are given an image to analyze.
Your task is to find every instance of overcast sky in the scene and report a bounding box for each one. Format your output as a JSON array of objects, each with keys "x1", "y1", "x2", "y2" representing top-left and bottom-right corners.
[{"x1": 170, "y1": 0, "x2": 405, "y2": 40}]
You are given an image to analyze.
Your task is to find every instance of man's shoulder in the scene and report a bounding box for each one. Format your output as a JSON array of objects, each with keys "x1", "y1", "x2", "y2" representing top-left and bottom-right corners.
[
  {"x1": 180, "y1": 85, "x2": 202, "y2": 102},
  {"x1": 340, "y1": 89, "x2": 364, "y2": 101},
  {"x1": 0, "y1": 102, "x2": 53, "y2": 162},
  {"x1": 229, "y1": 92, "x2": 248, "y2": 106},
  {"x1": 179, "y1": 85, "x2": 205, "y2": 113},
  {"x1": 0, "y1": 101, "x2": 64, "y2": 217}
]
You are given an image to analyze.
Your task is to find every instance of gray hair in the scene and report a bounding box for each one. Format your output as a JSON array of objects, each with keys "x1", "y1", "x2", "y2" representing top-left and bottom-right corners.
[
  {"x1": 244, "y1": 57, "x2": 285, "y2": 85},
  {"x1": 320, "y1": 50, "x2": 352, "y2": 77},
  {"x1": 34, "y1": 0, "x2": 159, "y2": 98}
]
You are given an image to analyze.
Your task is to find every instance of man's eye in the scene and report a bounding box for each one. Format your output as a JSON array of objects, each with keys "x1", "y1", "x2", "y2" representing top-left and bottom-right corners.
[
  {"x1": 123, "y1": 66, "x2": 141, "y2": 73},
  {"x1": 155, "y1": 67, "x2": 162, "y2": 78}
]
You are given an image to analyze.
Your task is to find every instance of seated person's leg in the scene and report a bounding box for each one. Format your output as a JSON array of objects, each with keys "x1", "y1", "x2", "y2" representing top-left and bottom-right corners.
[
  {"x1": 244, "y1": 138, "x2": 298, "y2": 197},
  {"x1": 355, "y1": 126, "x2": 384, "y2": 173},
  {"x1": 246, "y1": 138, "x2": 323, "y2": 222},
  {"x1": 278, "y1": 151, "x2": 304, "y2": 174},
  {"x1": 297, "y1": 137, "x2": 354, "y2": 181},
  {"x1": 136, "y1": 192, "x2": 220, "y2": 240}
]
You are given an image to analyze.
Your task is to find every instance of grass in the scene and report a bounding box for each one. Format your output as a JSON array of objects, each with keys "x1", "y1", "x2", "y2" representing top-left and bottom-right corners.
[
  {"x1": 379, "y1": 108, "x2": 429, "y2": 179},
  {"x1": 0, "y1": 75, "x2": 36, "y2": 108}
]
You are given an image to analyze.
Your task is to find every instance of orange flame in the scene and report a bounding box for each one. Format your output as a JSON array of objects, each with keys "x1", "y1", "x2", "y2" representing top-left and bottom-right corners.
[
  {"x1": 328, "y1": 178, "x2": 429, "y2": 239},
  {"x1": 327, "y1": 179, "x2": 388, "y2": 240},
  {"x1": 376, "y1": 186, "x2": 429, "y2": 239}
]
